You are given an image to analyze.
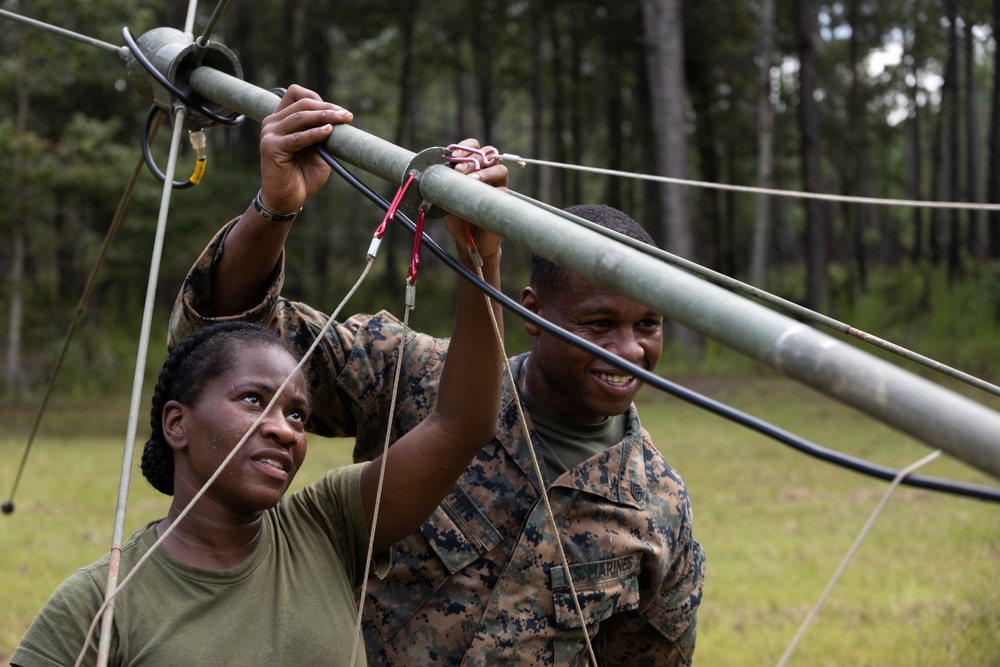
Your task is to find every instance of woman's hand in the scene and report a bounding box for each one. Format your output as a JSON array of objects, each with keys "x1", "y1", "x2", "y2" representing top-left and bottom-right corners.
[{"x1": 443, "y1": 138, "x2": 508, "y2": 263}]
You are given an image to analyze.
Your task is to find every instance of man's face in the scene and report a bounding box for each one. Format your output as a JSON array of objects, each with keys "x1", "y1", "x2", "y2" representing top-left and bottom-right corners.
[{"x1": 521, "y1": 272, "x2": 663, "y2": 424}]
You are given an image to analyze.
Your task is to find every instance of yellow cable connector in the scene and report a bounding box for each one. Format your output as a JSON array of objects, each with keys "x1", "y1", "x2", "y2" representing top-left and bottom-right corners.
[{"x1": 187, "y1": 129, "x2": 207, "y2": 185}]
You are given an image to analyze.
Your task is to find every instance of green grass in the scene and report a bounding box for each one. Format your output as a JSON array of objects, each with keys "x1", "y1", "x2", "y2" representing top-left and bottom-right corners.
[
  {"x1": 2, "y1": 375, "x2": 999, "y2": 666},
  {"x1": 646, "y1": 373, "x2": 1000, "y2": 666}
]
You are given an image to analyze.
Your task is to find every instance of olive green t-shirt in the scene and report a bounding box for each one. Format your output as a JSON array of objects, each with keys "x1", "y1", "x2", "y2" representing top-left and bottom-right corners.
[
  {"x1": 521, "y1": 392, "x2": 628, "y2": 479},
  {"x1": 12, "y1": 463, "x2": 387, "y2": 667}
]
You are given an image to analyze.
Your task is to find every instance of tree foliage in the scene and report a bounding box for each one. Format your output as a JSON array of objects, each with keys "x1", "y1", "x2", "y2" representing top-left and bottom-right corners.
[{"x1": 1, "y1": 0, "x2": 998, "y2": 393}]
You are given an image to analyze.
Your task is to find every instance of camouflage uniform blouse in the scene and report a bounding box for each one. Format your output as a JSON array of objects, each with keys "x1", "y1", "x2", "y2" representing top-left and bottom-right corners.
[{"x1": 169, "y1": 221, "x2": 705, "y2": 666}]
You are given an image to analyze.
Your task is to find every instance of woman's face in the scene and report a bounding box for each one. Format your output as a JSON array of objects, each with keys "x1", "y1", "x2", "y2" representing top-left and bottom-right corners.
[{"x1": 166, "y1": 342, "x2": 310, "y2": 515}]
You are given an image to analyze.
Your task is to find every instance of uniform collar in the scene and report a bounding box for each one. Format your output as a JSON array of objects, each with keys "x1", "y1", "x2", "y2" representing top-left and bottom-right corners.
[{"x1": 497, "y1": 354, "x2": 648, "y2": 508}]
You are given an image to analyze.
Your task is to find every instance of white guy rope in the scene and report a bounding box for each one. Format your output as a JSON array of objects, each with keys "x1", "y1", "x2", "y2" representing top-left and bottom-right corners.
[
  {"x1": 774, "y1": 449, "x2": 943, "y2": 667},
  {"x1": 94, "y1": 106, "x2": 190, "y2": 667},
  {"x1": 500, "y1": 154, "x2": 1000, "y2": 212},
  {"x1": 507, "y1": 190, "x2": 1000, "y2": 400},
  {"x1": 472, "y1": 255, "x2": 600, "y2": 666},
  {"x1": 349, "y1": 298, "x2": 414, "y2": 667}
]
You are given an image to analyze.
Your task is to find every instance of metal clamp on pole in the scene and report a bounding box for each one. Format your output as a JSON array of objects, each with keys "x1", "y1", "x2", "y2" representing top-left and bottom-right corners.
[
  {"x1": 123, "y1": 26, "x2": 244, "y2": 130},
  {"x1": 393, "y1": 147, "x2": 453, "y2": 221}
]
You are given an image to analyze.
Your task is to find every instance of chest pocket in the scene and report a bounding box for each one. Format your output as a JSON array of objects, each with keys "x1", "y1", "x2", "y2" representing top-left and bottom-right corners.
[
  {"x1": 366, "y1": 484, "x2": 503, "y2": 641},
  {"x1": 550, "y1": 553, "x2": 642, "y2": 664},
  {"x1": 422, "y1": 485, "x2": 503, "y2": 574}
]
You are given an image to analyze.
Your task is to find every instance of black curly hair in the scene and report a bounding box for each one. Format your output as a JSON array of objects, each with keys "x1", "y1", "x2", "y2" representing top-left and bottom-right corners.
[
  {"x1": 529, "y1": 204, "x2": 657, "y2": 295},
  {"x1": 140, "y1": 321, "x2": 300, "y2": 495}
]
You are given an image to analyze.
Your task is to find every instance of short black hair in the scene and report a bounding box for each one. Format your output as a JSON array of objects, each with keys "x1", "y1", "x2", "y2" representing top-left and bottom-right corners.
[
  {"x1": 529, "y1": 204, "x2": 656, "y2": 294},
  {"x1": 140, "y1": 322, "x2": 299, "y2": 495}
]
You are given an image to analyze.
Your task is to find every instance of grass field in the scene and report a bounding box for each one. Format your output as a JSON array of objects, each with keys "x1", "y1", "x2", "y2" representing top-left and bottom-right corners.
[{"x1": 1, "y1": 371, "x2": 998, "y2": 666}]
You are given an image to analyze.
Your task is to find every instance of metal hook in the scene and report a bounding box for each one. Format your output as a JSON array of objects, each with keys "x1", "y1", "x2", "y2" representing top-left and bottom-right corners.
[{"x1": 444, "y1": 144, "x2": 500, "y2": 171}]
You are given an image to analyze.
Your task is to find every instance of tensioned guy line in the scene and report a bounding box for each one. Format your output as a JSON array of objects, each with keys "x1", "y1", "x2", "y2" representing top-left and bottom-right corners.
[{"x1": 500, "y1": 153, "x2": 1000, "y2": 211}]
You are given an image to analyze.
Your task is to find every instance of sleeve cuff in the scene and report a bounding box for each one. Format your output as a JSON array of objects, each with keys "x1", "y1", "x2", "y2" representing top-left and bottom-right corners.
[{"x1": 167, "y1": 218, "x2": 286, "y2": 349}]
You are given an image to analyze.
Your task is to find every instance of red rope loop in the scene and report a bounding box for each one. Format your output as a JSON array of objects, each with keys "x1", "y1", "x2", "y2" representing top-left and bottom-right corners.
[
  {"x1": 407, "y1": 204, "x2": 429, "y2": 284},
  {"x1": 375, "y1": 172, "x2": 416, "y2": 238}
]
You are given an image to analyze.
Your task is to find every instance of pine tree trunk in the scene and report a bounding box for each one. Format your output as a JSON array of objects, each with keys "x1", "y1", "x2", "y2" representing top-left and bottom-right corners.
[
  {"x1": 944, "y1": 0, "x2": 963, "y2": 280},
  {"x1": 990, "y1": 0, "x2": 1000, "y2": 259},
  {"x1": 639, "y1": 0, "x2": 693, "y2": 260},
  {"x1": 548, "y1": 10, "x2": 567, "y2": 209},
  {"x1": 5, "y1": 49, "x2": 28, "y2": 391},
  {"x1": 472, "y1": 10, "x2": 495, "y2": 145},
  {"x1": 986, "y1": 0, "x2": 1000, "y2": 258},
  {"x1": 847, "y1": 0, "x2": 869, "y2": 293},
  {"x1": 905, "y1": 13, "x2": 925, "y2": 263},
  {"x1": 640, "y1": 0, "x2": 700, "y2": 357},
  {"x1": 530, "y1": 8, "x2": 544, "y2": 201},
  {"x1": 793, "y1": 0, "x2": 829, "y2": 311},
  {"x1": 751, "y1": 0, "x2": 776, "y2": 289},
  {"x1": 965, "y1": 21, "x2": 984, "y2": 260}
]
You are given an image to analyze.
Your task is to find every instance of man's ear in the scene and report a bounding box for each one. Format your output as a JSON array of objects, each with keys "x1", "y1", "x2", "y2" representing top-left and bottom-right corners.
[
  {"x1": 162, "y1": 400, "x2": 188, "y2": 452},
  {"x1": 521, "y1": 287, "x2": 542, "y2": 337}
]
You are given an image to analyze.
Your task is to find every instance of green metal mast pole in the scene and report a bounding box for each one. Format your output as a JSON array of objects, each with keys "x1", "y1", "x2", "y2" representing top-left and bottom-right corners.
[{"x1": 186, "y1": 66, "x2": 1000, "y2": 482}]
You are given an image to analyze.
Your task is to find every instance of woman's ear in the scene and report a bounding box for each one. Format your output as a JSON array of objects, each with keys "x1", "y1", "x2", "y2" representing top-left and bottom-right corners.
[
  {"x1": 162, "y1": 400, "x2": 188, "y2": 452},
  {"x1": 521, "y1": 287, "x2": 542, "y2": 337}
]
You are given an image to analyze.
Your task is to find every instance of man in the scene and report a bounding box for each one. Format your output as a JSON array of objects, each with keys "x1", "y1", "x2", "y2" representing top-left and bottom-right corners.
[{"x1": 169, "y1": 85, "x2": 704, "y2": 666}]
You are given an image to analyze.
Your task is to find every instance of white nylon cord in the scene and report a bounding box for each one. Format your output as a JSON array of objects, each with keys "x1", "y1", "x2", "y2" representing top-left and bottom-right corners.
[
  {"x1": 348, "y1": 297, "x2": 414, "y2": 667},
  {"x1": 348, "y1": 246, "x2": 600, "y2": 666},
  {"x1": 472, "y1": 255, "x2": 600, "y2": 665},
  {"x1": 501, "y1": 153, "x2": 1000, "y2": 211},
  {"x1": 93, "y1": 105, "x2": 189, "y2": 667}
]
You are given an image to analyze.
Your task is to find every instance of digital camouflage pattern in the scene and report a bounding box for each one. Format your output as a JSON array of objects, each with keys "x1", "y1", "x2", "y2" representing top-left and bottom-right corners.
[{"x1": 169, "y1": 221, "x2": 705, "y2": 666}]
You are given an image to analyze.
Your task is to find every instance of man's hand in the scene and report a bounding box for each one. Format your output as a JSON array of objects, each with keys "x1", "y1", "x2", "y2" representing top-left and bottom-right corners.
[{"x1": 257, "y1": 84, "x2": 354, "y2": 217}]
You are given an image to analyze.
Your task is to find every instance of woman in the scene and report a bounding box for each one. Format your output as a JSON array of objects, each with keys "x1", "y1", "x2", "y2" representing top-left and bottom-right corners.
[
  {"x1": 12, "y1": 311, "x2": 499, "y2": 666},
  {"x1": 12, "y1": 89, "x2": 506, "y2": 665}
]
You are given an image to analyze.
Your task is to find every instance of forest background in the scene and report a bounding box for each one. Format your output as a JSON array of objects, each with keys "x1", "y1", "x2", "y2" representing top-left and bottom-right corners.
[
  {"x1": 2, "y1": 1, "x2": 1000, "y2": 665},
  {"x1": 3, "y1": 0, "x2": 1000, "y2": 396}
]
